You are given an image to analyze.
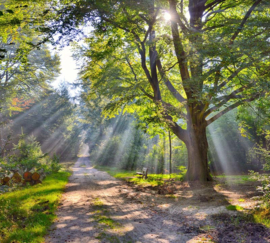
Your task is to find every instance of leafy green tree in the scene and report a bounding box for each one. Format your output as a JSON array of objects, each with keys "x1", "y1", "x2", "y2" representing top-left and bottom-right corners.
[
  {"x1": 38, "y1": 0, "x2": 270, "y2": 180},
  {"x1": 0, "y1": 44, "x2": 60, "y2": 111},
  {"x1": 0, "y1": 0, "x2": 56, "y2": 58},
  {"x1": 1, "y1": 84, "x2": 81, "y2": 161}
]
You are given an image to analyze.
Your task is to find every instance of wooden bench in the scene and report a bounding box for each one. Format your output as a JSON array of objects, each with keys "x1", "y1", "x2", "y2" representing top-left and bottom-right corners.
[{"x1": 136, "y1": 167, "x2": 148, "y2": 179}]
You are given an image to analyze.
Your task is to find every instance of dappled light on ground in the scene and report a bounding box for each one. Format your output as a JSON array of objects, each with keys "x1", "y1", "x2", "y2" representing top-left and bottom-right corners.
[{"x1": 46, "y1": 157, "x2": 270, "y2": 243}]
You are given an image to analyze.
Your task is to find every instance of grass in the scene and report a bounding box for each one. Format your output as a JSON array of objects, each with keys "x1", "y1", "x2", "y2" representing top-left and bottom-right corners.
[
  {"x1": 226, "y1": 205, "x2": 244, "y2": 211},
  {"x1": 199, "y1": 225, "x2": 216, "y2": 232},
  {"x1": 0, "y1": 171, "x2": 70, "y2": 243},
  {"x1": 92, "y1": 197, "x2": 120, "y2": 229},
  {"x1": 252, "y1": 203, "x2": 270, "y2": 227},
  {"x1": 215, "y1": 175, "x2": 256, "y2": 184},
  {"x1": 95, "y1": 165, "x2": 184, "y2": 187},
  {"x1": 91, "y1": 197, "x2": 121, "y2": 242}
]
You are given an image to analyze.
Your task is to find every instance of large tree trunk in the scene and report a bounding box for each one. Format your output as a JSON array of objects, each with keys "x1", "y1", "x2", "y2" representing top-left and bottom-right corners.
[
  {"x1": 171, "y1": 119, "x2": 212, "y2": 181},
  {"x1": 173, "y1": 108, "x2": 212, "y2": 181},
  {"x1": 185, "y1": 124, "x2": 212, "y2": 181}
]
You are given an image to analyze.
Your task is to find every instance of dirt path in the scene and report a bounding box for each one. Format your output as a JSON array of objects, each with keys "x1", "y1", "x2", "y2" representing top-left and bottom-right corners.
[{"x1": 46, "y1": 157, "x2": 270, "y2": 243}]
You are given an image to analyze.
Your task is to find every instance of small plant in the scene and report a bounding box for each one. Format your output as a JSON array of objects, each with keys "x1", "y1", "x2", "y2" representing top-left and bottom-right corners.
[
  {"x1": 50, "y1": 154, "x2": 61, "y2": 173},
  {"x1": 93, "y1": 197, "x2": 104, "y2": 207}
]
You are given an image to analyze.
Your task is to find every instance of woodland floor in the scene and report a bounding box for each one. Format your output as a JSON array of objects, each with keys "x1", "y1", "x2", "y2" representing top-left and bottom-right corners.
[{"x1": 45, "y1": 157, "x2": 270, "y2": 243}]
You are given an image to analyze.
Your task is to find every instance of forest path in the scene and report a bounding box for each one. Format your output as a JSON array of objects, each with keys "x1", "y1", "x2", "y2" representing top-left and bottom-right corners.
[
  {"x1": 46, "y1": 157, "x2": 270, "y2": 243},
  {"x1": 45, "y1": 157, "x2": 212, "y2": 243}
]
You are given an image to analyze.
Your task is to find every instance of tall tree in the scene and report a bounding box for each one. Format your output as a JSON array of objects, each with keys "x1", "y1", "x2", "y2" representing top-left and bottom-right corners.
[
  {"x1": 49, "y1": 0, "x2": 270, "y2": 180},
  {"x1": 0, "y1": 43, "x2": 60, "y2": 112}
]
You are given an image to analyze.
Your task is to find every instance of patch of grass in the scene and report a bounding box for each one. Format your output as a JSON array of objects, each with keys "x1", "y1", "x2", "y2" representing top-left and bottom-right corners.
[
  {"x1": 91, "y1": 197, "x2": 121, "y2": 242},
  {"x1": 199, "y1": 225, "x2": 216, "y2": 232},
  {"x1": 95, "y1": 232, "x2": 120, "y2": 243},
  {"x1": 226, "y1": 205, "x2": 244, "y2": 211},
  {"x1": 91, "y1": 198, "x2": 120, "y2": 229},
  {"x1": 93, "y1": 197, "x2": 104, "y2": 207},
  {"x1": 238, "y1": 198, "x2": 245, "y2": 202},
  {"x1": 215, "y1": 183, "x2": 225, "y2": 190},
  {"x1": 60, "y1": 160, "x2": 76, "y2": 172},
  {"x1": 215, "y1": 175, "x2": 256, "y2": 184},
  {"x1": 0, "y1": 171, "x2": 70, "y2": 243},
  {"x1": 253, "y1": 205, "x2": 270, "y2": 227},
  {"x1": 95, "y1": 165, "x2": 184, "y2": 187},
  {"x1": 94, "y1": 215, "x2": 120, "y2": 229}
]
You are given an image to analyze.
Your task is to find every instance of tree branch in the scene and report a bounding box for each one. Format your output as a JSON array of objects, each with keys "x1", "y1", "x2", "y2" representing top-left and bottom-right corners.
[
  {"x1": 156, "y1": 59, "x2": 186, "y2": 103},
  {"x1": 125, "y1": 57, "x2": 154, "y2": 100},
  {"x1": 162, "y1": 111, "x2": 188, "y2": 143},
  {"x1": 169, "y1": 0, "x2": 190, "y2": 84},
  {"x1": 169, "y1": 0, "x2": 189, "y2": 33},
  {"x1": 229, "y1": 0, "x2": 262, "y2": 45},
  {"x1": 205, "y1": 86, "x2": 246, "y2": 116},
  {"x1": 205, "y1": 0, "x2": 226, "y2": 11},
  {"x1": 206, "y1": 94, "x2": 260, "y2": 126},
  {"x1": 217, "y1": 64, "x2": 250, "y2": 90}
]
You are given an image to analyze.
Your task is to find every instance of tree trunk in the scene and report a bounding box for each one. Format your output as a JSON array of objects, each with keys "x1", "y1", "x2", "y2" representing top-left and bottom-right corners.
[
  {"x1": 184, "y1": 121, "x2": 212, "y2": 181},
  {"x1": 169, "y1": 130, "x2": 172, "y2": 175}
]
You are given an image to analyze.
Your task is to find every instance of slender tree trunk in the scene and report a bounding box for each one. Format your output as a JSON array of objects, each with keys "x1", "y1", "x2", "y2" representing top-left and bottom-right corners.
[{"x1": 169, "y1": 130, "x2": 172, "y2": 175}]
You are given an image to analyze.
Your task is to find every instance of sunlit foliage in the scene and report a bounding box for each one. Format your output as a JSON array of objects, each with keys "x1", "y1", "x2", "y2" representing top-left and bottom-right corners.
[{"x1": 53, "y1": 0, "x2": 270, "y2": 180}]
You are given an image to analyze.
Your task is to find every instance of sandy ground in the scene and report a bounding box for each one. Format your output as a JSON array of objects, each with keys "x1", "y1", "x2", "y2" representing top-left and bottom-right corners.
[{"x1": 46, "y1": 157, "x2": 270, "y2": 243}]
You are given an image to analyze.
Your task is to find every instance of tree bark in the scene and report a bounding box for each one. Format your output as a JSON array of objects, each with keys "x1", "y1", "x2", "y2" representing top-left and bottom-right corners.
[
  {"x1": 170, "y1": 114, "x2": 212, "y2": 181},
  {"x1": 169, "y1": 130, "x2": 172, "y2": 175},
  {"x1": 185, "y1": 122, "x2": 212, "y2": 181}
]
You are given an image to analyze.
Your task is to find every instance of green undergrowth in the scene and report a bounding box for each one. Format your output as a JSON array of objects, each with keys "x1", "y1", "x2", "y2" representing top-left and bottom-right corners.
[
  {"x1": 252, "y1": 204, "x2": 270, "y2": 228},
  {"x1": 0, "y1": 171, "x2": 70, "y2": 243},
  {"x1": 95, "y1": 165, "x2": 184, "y2": 187},
  {"x1": 226, "y1": 205, "x2": 244, "y2": 211},
  {"x1": 215, "y1": 175, "x2": 256, "y2": 184}
]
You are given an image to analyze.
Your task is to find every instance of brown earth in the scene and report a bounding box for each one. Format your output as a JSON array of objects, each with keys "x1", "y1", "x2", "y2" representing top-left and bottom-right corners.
[{"x1": 46, "y1": 157, "x2": 270, "y2": 243}]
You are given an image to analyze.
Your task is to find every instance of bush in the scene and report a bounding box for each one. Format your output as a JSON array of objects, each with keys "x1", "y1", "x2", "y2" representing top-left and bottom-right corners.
[
  {"x1": 0, "y1": 133, "x2": 62, "y2": 190},
  {"x1": 249, "y1": 144, "x2": 270, "y2": 202}
]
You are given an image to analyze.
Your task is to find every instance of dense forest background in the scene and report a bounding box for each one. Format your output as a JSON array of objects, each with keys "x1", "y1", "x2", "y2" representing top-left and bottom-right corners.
[{"x1": 0, "y1": 0, "x2": 269, "y2": 176}]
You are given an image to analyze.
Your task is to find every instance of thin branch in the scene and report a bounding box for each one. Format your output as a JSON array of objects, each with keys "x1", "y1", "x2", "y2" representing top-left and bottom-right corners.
[
  {"x1": 229, "y1": 0, "x2": 262, "y2": 45},
  {"x1": 217, "y1": 64, "x2": 249, "y2": 90},
  {"x1": 163, "y1": 61, "x2": 179, "y2": 72},
  {"x1": 206, "y1": 94, "x2": 260, "y2": 125},
  {"x1": 205, "y1": 86, "x2": 246, "y2": 116},
  {"x1": 156, "y1": 59, "x2": 186, "y2": 103},
  {"x1": 162, "y1": 100, "x2": 187, "y2": 119},
  {"x1": 125, "y1": 57, "x2": 154, "y2": 100},
  {"x1": 205, "y1": 0, "x2": 226, "y2": 11}
]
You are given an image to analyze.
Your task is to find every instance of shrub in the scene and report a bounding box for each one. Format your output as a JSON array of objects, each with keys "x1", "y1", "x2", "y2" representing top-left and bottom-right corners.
[{"x1": 0, "y1": 133, "x2": 62, "y2": 190}]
